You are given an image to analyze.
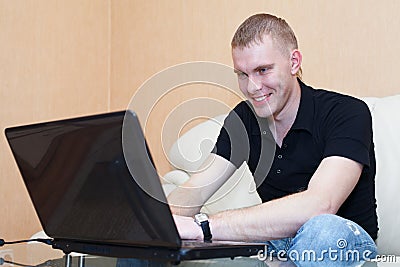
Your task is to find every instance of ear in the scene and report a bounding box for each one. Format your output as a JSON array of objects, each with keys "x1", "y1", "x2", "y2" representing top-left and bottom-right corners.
[{"x1": 290, "y1": 49, "x2": 302, "y2": 75}]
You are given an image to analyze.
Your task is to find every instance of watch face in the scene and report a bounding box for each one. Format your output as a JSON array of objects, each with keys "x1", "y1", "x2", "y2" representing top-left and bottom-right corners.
[{"x1": 195, "y1": 213, "x2": 208, "y2": 223}]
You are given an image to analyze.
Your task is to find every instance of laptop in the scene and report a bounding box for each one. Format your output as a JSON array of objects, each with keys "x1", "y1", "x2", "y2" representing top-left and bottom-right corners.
[{"x1": 4, "y1": 110, "x2": 265, "y2": 263}]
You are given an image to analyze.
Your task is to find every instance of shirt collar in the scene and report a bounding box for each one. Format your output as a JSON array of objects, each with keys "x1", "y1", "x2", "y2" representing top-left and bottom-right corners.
[{"x1": 291, "y1": 79, "x2": 314, "y2": 133}]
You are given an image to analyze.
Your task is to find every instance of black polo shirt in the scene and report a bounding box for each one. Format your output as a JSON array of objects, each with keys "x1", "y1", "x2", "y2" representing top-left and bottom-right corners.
[{"x1": 212, "y1": 80, "x2": 378, "y2": 239}]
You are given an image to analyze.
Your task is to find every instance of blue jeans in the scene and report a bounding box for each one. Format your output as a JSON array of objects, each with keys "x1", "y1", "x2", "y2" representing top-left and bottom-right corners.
[{"x1": 265, "y1": 214, "x2": 377, "y2": 267}]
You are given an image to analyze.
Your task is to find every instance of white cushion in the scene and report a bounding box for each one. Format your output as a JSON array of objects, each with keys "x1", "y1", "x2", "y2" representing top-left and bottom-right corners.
[
  {"x1": 362, "y1": 95, "x2": 400, "y2": 255},
  {"x1": 168, "y1": 115, "x2": 227, "y2": 173},
  {"x1": 201, "y1": 163, "x2": 261, "y2": 215}
]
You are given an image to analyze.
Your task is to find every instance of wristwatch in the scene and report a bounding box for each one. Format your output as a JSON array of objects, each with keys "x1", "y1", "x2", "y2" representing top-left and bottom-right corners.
[{"x1": 194, "y1": 213, "x2": 212, "y2": 242}]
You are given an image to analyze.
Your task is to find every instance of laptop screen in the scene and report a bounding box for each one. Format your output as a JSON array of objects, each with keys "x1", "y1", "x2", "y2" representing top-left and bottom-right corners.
[{"x1": 5, "y1": 111, "x2": 180, "y2": 248}]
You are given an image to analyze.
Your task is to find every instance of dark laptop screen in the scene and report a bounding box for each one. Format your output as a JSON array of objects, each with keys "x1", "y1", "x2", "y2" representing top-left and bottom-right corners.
[{"x1": 5, "y1": 111, "x2": 180, "y2": 248}]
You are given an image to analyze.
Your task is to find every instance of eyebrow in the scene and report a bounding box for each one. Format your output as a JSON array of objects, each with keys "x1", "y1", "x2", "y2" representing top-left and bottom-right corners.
[
  {"x1": 233, "y1": 64, "x2": 275, "y2": 75},
  {"x1": 254, "y1": 64, "x2": 274, "y2": 72}
]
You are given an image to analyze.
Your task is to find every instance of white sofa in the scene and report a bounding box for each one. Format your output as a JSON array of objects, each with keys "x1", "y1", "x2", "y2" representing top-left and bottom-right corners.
[{"x1": 163, "y1": 95, "x2": 400, "y2": 257}]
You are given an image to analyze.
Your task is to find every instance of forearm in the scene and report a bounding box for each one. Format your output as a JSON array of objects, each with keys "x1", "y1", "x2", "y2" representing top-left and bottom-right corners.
[
  {"x1": 209, "y1": 191, "x2": 332, "y2": 241},
  {"x1": 209, "y1": 157, "x2": 360, "y2": 241},
  {"x1": 172, "y1": 157, "x2": 361, "y2": 242}
]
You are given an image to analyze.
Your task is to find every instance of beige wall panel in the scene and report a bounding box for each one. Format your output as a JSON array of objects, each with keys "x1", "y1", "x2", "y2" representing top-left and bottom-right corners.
[
  {"x1": 276, "y1": 0, "x2": 400, "y2": 97},
  {"x1": 111, "y1": 0, "x2": 400, "y2": 175},
  {"x1": 0, "y1": 0, "x2": 110, "y2": 239}
]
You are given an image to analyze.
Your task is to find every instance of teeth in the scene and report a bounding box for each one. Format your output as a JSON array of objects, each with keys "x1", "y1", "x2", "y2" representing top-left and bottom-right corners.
[{"x1": 254, "y1": 95, "x2": 267, "y2": 102}]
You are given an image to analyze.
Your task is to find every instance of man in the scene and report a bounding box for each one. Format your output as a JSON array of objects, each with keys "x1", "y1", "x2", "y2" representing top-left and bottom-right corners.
[{"x1": 168, "y1": 13, "x2": 378, "y2": 266}]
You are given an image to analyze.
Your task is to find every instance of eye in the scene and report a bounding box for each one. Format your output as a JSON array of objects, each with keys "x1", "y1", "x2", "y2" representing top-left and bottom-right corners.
[{"x1": 258, "y1": 68, "x2": 267, "y2": 74}]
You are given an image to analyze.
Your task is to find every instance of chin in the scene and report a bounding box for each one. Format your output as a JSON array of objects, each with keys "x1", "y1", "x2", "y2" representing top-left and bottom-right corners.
[{"x1": 254, "y1": 108, "x2": 273, "y2": 118}]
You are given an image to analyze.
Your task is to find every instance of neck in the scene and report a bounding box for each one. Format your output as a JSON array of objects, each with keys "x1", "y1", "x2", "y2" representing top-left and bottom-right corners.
[{"x1": 270, "y1": 80, "x2": 301, "y2": 146}]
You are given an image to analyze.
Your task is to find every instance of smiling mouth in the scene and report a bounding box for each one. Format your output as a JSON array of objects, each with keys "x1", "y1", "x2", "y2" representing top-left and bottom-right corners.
[{"x1": 253, "y1": 93, "x2": 272, "y2": 102}]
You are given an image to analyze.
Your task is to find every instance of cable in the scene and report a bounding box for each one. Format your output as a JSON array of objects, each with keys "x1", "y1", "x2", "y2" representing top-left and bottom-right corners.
[
  {"x1": 0, "y1": 257, "x2": 34, "y2": 267},
  {"x1": 0, "y1": 238, "x2": 53, "y2": 246},
  {"x1": 0, "y1": 238, "x2": 54, "y2": 267}
]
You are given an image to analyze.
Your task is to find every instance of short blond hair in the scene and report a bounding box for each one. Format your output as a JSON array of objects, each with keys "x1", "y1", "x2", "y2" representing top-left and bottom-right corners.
[{"x1": 232, "y1": 13, "x2": 302, "y2": 78}]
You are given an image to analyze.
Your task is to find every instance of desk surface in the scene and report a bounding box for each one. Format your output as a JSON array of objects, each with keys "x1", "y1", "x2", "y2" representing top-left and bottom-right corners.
[
  {"x1": 0, "y1": 242, "x2": 269, "y2": 267},
  {"x1": 0, "y1": 242, "x2": 397, "y2": 267}
]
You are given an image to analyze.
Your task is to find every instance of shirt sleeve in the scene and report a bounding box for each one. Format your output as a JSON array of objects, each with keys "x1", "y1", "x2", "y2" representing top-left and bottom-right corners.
[
  {"x1": 322, "y1": 97, "x2": 373, "y2": 167},
  {"x1": 212, "y1": 102, "x2": 252, "y2": 168}
]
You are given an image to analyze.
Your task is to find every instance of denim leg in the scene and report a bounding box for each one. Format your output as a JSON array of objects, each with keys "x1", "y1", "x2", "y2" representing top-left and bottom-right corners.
[
  {"x1": 287, "y1": 214, "x2": 377, "y2": 267},
  {"x1": 265, "y1": 238, "x2": 292, "y2": 259}
]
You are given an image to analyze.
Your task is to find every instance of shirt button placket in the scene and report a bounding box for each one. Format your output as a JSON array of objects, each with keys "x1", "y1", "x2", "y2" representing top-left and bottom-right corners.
[{"x1": 276, "y1": 153, "x2": 283, "y2": 174}]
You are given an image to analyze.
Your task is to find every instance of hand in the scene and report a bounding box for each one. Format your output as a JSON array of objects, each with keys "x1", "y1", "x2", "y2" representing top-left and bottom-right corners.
[{"x1": 172, "y1": 214, "x2": 203, "y2": 240}]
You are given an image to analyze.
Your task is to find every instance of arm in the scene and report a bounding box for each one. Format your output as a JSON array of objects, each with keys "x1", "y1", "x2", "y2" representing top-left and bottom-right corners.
[
  {"x1": 167, "y1": 153, "x2": 237, "y2": 216},
  {"x1": 175, "y1": 155, "x2": 362, "y2": 241}
]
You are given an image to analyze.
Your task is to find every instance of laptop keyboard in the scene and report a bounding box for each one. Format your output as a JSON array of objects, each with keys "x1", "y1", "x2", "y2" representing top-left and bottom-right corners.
[{"x1": 182, "y1": 240, "x2": 257, "y2": 248}]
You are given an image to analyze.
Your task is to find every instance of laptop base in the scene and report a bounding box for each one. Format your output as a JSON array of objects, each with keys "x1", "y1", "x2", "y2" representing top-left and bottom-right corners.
[{"x1": 52, "y1": 239, "x2": 265, "y2": 263}]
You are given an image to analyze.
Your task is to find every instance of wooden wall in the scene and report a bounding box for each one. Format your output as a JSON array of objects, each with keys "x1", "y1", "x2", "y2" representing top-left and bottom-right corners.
[
  {"x1": 0, "y1": 0, "x2": 110, "y2": 240},
  {"x1": 1, "y1": 0, "x2": 399, "y2": 240}
]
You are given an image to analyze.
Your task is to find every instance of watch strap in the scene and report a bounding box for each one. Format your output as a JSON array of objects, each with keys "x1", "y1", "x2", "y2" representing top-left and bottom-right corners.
[{"x1": 200, "y1": 220, "x2": 212, "y2": 242}]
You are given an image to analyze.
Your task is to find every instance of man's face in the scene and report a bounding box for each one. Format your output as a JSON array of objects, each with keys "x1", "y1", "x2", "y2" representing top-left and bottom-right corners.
[{"x1": 232, "y1": 36, "x2": 296, "y2": 119}]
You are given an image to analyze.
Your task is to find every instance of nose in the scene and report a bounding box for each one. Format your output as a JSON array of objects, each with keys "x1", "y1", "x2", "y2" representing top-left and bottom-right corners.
[{"x1": 247, "y1": 76, "x2": 262, "y2": 94}]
